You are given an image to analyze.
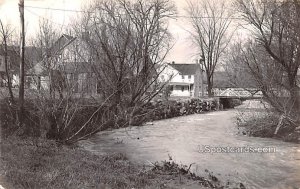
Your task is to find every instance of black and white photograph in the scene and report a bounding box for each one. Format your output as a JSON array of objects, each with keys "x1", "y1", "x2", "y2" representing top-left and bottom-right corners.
[{"x1": 0, "y1": 0, "x2": 299, "y2": 188}]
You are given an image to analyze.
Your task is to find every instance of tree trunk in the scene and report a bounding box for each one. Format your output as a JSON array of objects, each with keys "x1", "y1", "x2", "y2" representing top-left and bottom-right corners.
[
  {"x1": 49, "y1": 71, "x2": 53, "y2": 99},
  {"x1": 3, "y1": 35, "x2": 14, "y2": 104},
  {"x1": 289, "y1": 85, "x2": 300, "y2": 117},
  {"x1": 207, "y1": 75, "x2": 213, "y2": 97},
  {"x1": 194, "y1": 61, "x2": 201, "y2": 97}
]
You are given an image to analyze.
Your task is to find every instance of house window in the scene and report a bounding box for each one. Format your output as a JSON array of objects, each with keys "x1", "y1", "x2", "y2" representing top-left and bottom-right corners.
[
  {"x1": 181, "y1": 86, "x2": 185, "y2": 92},
  {"x1": 181, "y1": 75, "x2": 185, "y2": 79},
  {"x1": 188, "y1": 75, "x2": 191, "y2": 79}
]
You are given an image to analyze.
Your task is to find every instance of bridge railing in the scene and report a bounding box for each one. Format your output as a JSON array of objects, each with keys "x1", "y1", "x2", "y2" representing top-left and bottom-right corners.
[{"x1": 214, "y1": 88, "x2": 263, "y2": 98}]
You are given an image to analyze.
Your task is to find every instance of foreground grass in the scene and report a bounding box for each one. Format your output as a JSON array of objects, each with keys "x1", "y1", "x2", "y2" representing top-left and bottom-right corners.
[
  {"x1": 0, "y1": 136, "x2": 156, "y2": 189},
  {"x1": 1, "y1": 136, "x2": 244, "y2": 189}
]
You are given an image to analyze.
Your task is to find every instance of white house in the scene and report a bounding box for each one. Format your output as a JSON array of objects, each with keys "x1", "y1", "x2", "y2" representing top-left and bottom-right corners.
[
  {"x1": 160, "y1": 63, "x2": 202, "y2": 97},
  {"x1": 160, "y1": 63, "x2": 247, "y2": 97}
]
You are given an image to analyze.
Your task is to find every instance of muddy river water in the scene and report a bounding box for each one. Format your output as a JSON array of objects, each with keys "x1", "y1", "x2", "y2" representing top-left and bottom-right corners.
[{"x1": 79, "y1": 101, "x2": 300, "y2": 188}]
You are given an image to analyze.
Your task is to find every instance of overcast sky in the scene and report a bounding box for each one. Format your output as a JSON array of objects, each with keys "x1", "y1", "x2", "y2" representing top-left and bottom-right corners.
[{"x1": 0, "y1": 0, "x2": 239, "y2": 63}]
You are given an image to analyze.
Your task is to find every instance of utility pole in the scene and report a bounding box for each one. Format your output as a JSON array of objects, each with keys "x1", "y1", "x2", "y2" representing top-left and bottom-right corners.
[{"x1": 19, "y1": 0, "x2": 25, "y2": 127}]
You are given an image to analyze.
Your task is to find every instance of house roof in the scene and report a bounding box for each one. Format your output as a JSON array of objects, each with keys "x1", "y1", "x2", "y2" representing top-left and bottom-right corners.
[
  {"x1": 62, "y1": 34, "x2": 75, "y2": 41},
  {"x1": 27, "y1": 34, "x2": 77, "y2": 76},
  {"x1": 47, "y1": 34, "x2": 76, "y2": 57},
  {"x1": 0, "y1": 45, "x2": 45, "y2": 75},
  {"x1": 168, "y1": 63, "x2": 200, "y2": 75},
  {"x1": 166, "y1": 63, "x2": 257, "y2": 88}
]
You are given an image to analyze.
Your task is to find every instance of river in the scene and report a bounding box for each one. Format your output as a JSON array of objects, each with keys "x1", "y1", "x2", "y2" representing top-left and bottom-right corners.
[{"x1": 79, "y1": 101, "x2": 300, "y2": 189}]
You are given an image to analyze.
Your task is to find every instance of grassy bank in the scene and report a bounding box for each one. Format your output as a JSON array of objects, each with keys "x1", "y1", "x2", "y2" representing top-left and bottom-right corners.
[
  {"x1": 1, "y1": 136, "x2": 150, "y2": 189},
  {"x1": 0, "y1": 136, "x2": 246, "y2": 189},
  {"x1": 236, "y1": 108, "x2": 300, "y2": 143}
]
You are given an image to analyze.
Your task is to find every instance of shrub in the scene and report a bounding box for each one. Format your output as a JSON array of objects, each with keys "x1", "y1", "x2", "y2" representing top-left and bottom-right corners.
[
  {"x1": 1, "y1": 97, "x2": 222, "y2": 144},
  {"x1": 0, "y1": 99, "x2": 40, "y2": 138},
  {"x1": 237, "y1": 111, "x2": 300, "y2": 143}
]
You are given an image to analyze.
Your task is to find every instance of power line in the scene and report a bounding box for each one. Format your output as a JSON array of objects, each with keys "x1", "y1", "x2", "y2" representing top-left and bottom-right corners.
[
  {"x1": 172, "y1": 15, "x2": 243, "y2": 20},
  {"x1": 25, "y1": 7, "x2": 68, "y2": 27},
  {"x1": 24, "y1": 5, "x2": 244, "y2": 20},
  {"x1": 25, "y1": 5, "x2": 94, "y2": 13}
]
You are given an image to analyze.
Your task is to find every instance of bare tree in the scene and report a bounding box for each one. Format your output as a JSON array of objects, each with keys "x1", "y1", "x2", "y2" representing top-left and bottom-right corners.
[
  {"x1": 186, "y1": 0, "x2": 232, "y2": 96},
  {"x1": 79, "y1": 0, "x2": 175, "y2": 107},
  {"x1": 11, "y1": 0, "x2": 175, "y2": 143},
  {"x1": 235, "y1": 0, "x2": 300, "y2": 120},
  {"x1": 0, "y1": 20, "x2": 15, "y2": 103},
  {"x1": 32, "y1": 19, "x2": 61, "y2": 98},
  {"x1": 224, "y1": 41, "x2": 260, "y2": 96}
]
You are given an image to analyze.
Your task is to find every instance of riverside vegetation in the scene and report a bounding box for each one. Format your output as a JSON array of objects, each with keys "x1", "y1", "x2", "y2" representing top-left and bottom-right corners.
[
  {"x1": 235, "y1": 100, "x2": 300, "y2": 143},
  {"x1": 0, "y1": 97, "x2": 245, "y2": 189}
]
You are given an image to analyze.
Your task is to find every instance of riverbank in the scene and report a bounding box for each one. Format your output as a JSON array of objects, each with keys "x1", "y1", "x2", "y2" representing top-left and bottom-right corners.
[
  {"x1": 0, "y1": 136, "x2": 245, "y2": 189},
  {"x1": 79, "y1": 107, "x2": 300, "y2": 188},
  {"x1": 0, "y1": 97, "x2": 238, "y2": 144},
  {"x1": 236, "y1": 100, "x2": 300, "y2": 143}
]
